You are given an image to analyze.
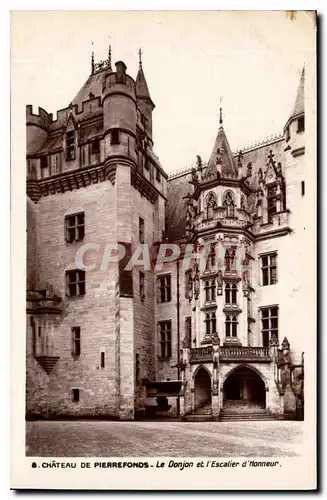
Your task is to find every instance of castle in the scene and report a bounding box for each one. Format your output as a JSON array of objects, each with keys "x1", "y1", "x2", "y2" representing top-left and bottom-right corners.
[{"x1": 26, "y1": 48, "x2": 308, "y2": 421}]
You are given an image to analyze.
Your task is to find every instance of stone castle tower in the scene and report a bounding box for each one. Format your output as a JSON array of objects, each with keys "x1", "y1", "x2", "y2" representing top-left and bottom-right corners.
[{"x1": 26, "y1": 52, "x2": 308, "y2": 421}]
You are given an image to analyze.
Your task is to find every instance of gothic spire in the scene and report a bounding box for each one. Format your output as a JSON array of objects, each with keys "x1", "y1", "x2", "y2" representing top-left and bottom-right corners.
[
  {"x1": 91, "y1": 42, "x2": 95, "y2": 74},
  {"x1": 108, "y1": 44, "x2": 112, "y2": 72},
  {"x1": 138, "y1": 47, "x2": 143, "y2": 68},
  {"x1": 135, "y1": 48, "x2": 154, "y2": 107},
  {"x1": 219, "y1": 97, "x2": 223, "y2": 126}
]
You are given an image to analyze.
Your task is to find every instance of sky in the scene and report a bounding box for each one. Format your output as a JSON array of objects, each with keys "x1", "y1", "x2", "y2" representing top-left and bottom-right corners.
[{"x1": 11, "y1": 10, "x2": 315, "y2": 173}]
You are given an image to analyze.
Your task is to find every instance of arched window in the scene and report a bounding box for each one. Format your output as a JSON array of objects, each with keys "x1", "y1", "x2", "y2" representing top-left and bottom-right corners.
[
  {"x1": 223, "y1": 191, "x2": 235, "y2": 218},
  {"x1": 225, "y1": 247, "x2": 236, "y2": 272},
  {"x1": 225, "y1": 315, "x2": 238, "y2": 338},
  {"x1": 205, "y1": 243, "x2": 216, "y2": 271},
  {"x1": 205, "y1": 192, "x2": 217, "y2": 219}
]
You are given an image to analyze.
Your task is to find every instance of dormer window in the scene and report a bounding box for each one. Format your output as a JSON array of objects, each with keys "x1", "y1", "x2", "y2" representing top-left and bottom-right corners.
[
  {"x1": 297, "y1": 116, "x2": 305, "y2": 133},
  {"x1": 91, "y1": 138, "x2": 100, "y2": 154},
  {"x1": 267, "y1": 186, "x2": 277, "y2": 222},
  {"x1": 66, "y1": 130, "x2": 76, "y2": 161},
  {"x1": 110, "y1": 129, "x2": 120, "y2": 145}
]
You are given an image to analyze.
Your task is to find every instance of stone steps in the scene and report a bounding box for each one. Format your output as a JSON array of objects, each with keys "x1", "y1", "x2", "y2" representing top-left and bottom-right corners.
[{"x1": 219, "y1": 412, "x2": 282, "y2": 422}]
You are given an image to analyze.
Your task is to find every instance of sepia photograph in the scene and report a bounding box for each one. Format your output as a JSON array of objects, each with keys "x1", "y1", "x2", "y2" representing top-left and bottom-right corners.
[{"x1": 11, "y1": 9, "x2": 317, "y2": 490}]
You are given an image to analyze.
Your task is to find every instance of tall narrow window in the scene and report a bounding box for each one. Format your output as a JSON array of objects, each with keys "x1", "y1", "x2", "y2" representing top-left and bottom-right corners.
[
  {"x1": 100, "y1": 352, "x2": 105, "y2": 368},
  {"x1": 72, "y1": 389, "x2": 80, "y2": 402},
  {"x1": 72, "y1": 327, "x2": 81, "y2": 356},
  {"x1": 301, "y1": 181, "x2": 305, "y2": 196},
  {"x1": 91, "y1": 138, "x2": 100, "y2": 154},
  {"x1": 156, "y1": 167, "x2": 161, "y2": 182},
  {"x1": 267, "y1": 186, "x2": 277, "y2": 222},
  {"x1": 223, "y1": 191, "x2": 236, "y2": 218},
  {"x1": 225, "y1": 247, "x2": 236, "y2": 272},
  {"x1": 185, "y1": 317, "x2": 192, "y2": 339},
  {"x1": 135, "y1": 353, "x2": 140, "y2": 383},
  {"x1": 66, "y1": 270, "x2": 86, "y2": 297},
  {"x1": 231, "y1": 283, "x2": 237, "y2": 304},
  {"x1": 158, "y1": 275, "x2": 171, "y2": 303},
  {"x1": 66, "y1": 130, "x2": 76, "y2": 161},
  {"x1": 139, "y1": 217, "x2": 144, "y2": 243},
  {"x1": 139, "y1": 271, "x2": 145, "y2": 300},
  {"x1": 297, "y1": 116, "x2": 305, "y2": 133},
  {"x1": 159, "y1": 321, "x2": 172, "y2": 358},
  {"x1": 110, "y1": 129, "x2": 120, "y2": 145},
  {"x1": 225, "y1": 315, "x2": 238, "y2": 339},
  {"x1": 65, "y1": 213, "x2": 85, "y2": 243},
  {"x1": 205, "y1": 312, "x2": 216, "y2": 336},
  {"x1": 261, "y1": 306, "x2": 279, "y2": 347},
  {"x1": 261, "y1": 253, "x2": 277, "y2": 286},
  {"x1": 40, "y1": 155, "x2": 48, "y2": 179}
]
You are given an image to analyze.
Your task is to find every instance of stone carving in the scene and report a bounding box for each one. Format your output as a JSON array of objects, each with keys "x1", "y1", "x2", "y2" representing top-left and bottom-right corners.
[
  {"x1": 182, "y1": 330, "x2": 191, "y2": 349},
  {"x1": 269, "y1": 332, "x2": 279, "y2": 347},
  {"x1": 281, "y1": 337, "x2": 290, "y2": 351},
  {"x1": 211, "y1": 331, "x2": 220, "y2": 346},
  {"x1": 217, "y1": 270, "x2": 223, "y2": 288}
]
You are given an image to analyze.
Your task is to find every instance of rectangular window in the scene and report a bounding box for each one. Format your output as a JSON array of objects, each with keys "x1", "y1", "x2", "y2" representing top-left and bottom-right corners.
[
  {"x1": 297, "y1": 116, "x2": 305, "y2": 133},
  {"x1": 139, "y1": 271, "x2": 145, "y2": 300},
  {"x1": 72, "y1": 388, "x2": 79, "y2": 402},
  {"x1": 159, "y1": 321, "x2": 172, "y2": 359},
  {"x1": 91, "y1": 138, "x2": 100, "y2": 154},
  {"x1": 261, "y1": 306, "x2": 278, "y2": 347},
  {"x1": 110, "y1": 129, "x2": 120, "y2": 145},
  {"x1": 158, "y1": 275, "x2": 172, "y2": 303},
  {"x1": 72, "y1": 327, "x2": 81, "y2": 356},
  {"x1": 185, "y1": 316, "x2": 192, "y2": 338},
  {"x1": 139, "y1": 217, "x2": 144, "y2": 243},
  {"x1": 301, "y1": 180, "x2": 305, "y2": 196},
  {"x1": 135, "y1": 353, "x2": 140, "y2": 383},
  {"x1": 267, "y1": 186, "x2": 277, "y2": 222},
  {"x1": 65, "y1": 212, "x2": 85, "y2": 243},
  {"x1": 261, "y1": 253, "x2": 277, "y2": 286},
  {"x1": 66, "y1": 130, "x2": 76, "y2": 161},
  {"x1": 101, "y1": 352, "x2": 105, "y2": 368},
  {"x1": 66, "y1": 270, "x2": 86, "y2": 297},
  {"x1": 156, "y1": 167, "x2": 161, "y2": 182},
  {"x1": 40, "y1": 155, "x2": 48, "y2": 169}
]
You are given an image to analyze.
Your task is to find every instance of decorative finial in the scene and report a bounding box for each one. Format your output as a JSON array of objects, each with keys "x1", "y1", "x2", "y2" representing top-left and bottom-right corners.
[
  {"x1": 108, "y1": 44, "x2": 112, "y2": 72},
  {"x1": 138, "y1": 47, "x2": 143, "y2": 68},
  {"x1": 219, "y1": 97, "x2": 223, "y2": 125},
  {"x1": 91, "y1": 41, "x2": 95, "y2": 74}
]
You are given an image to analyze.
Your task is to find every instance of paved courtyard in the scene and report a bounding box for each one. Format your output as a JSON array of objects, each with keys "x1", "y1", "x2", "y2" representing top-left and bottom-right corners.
[{"x1": 26, "y1": 420, "x2": 304, "y2": 457}]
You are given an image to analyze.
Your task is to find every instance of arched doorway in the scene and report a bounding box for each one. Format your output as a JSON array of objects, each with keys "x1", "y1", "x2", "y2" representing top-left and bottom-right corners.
[
  {"x1": 223, "y1": 366, "x2": 266, "y2": 411},
  {"x1": 194, "y1": 367, "x2": 211, "y2": 409}
]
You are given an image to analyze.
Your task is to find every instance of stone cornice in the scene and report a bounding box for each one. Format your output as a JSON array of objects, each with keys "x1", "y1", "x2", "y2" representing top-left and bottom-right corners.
[{"x1": 131, "y1": 169, "x2": 159, "y2": 204}]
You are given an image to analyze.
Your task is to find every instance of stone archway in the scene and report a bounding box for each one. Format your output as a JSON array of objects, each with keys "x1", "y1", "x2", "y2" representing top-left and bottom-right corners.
[
  {"x1": 194, "y1": 367, "x2": 212, "y2": 409},
  {"x1": 223, "y1": 366, "x2": 266, "y2": 412}
]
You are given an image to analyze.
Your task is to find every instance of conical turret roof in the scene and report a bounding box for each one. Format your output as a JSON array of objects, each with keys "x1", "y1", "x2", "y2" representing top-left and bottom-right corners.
[
  {"x1": 290, "y1": 66, "x2": 305, "y2": 118},
  {"x1": 135, "y1": 65, "x2": 154, "y2": 107},
  {"x1": 206, "y1": 125, "x2": 238, "y2": 178}
]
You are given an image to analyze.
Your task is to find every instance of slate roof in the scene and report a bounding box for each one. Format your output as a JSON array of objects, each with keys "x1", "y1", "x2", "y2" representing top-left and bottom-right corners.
[
  {"x1": 72, "y1": 69, "x2": 110, "y2": 110},
  {"x1": 290, "y1": 66, "x2": 305, "y2": 118},
  {"x1": 165, "y1": 135, "x2": 285, "y2": 241},
  {"x1": 206, "y1": 125, "x2": 238, "y2": 178}
]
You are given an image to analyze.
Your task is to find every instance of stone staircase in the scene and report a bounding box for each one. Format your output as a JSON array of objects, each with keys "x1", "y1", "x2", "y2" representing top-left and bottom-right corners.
[
  {"x1": 183, "y1": 402, "x2": 213, "y2": 422},
  {"x1": 219, "y1": 401, "x2": 278, "y2": 422}
]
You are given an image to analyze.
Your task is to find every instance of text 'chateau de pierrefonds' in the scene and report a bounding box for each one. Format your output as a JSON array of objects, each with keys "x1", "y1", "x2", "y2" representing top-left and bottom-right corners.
[{"x1": 26, "y1": 48, "x2": 309, "y2": 421}]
